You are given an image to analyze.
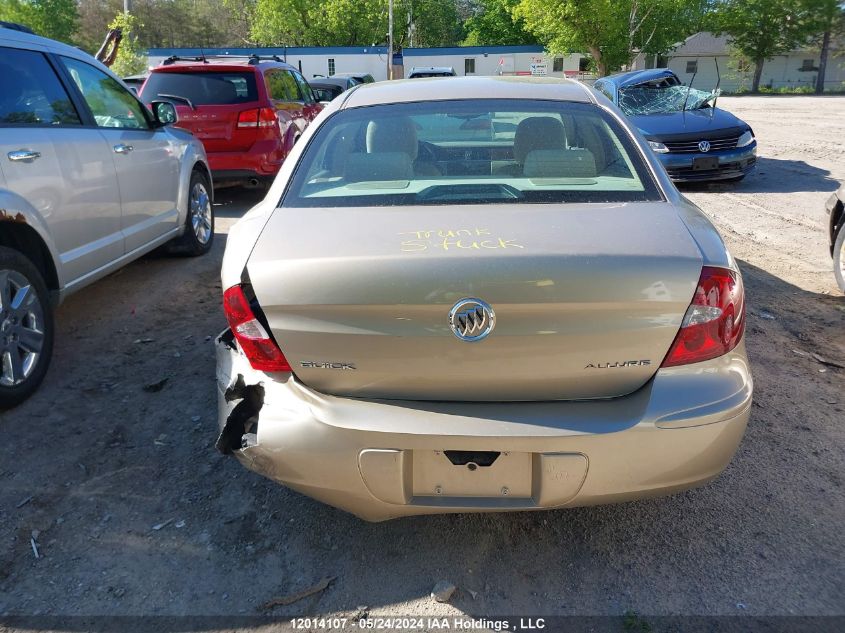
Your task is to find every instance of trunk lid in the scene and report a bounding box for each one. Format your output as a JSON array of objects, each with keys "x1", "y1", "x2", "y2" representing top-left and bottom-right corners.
[{"x1": 246, "y1": 203, "x2": 703, "y2": 401}]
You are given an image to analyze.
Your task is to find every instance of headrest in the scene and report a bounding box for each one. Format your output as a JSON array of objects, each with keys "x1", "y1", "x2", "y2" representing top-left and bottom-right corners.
[
  {"x1": 513, "y1": 116, "x2": 566, "y2": 164},
  {"x1": 523, "y1": 149, "x2": 597, "y2": 178},
  {"x1": 344, "y1": 152, "x2": 413, "y2": 182},
  {"x1": 366, "y1": 117, "x2": 418, "y2": 160}
]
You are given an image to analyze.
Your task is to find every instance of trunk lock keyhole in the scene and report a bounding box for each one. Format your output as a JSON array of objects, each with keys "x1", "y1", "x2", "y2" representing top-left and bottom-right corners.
[{"x1": 467, "y1": 462, "x2": 478, "y2": 472}]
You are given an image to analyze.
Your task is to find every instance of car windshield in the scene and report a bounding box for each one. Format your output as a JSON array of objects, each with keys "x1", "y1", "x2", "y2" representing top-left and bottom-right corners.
[
  {"x1": 283, "y1": 99, "x2": 661, "y2": 207},
  {"x1": 619, "y1": 81, "x2": 718, "y2": 116},
  {"x1": 141, "y1": 71, "x2": 258, "y2": 105}
]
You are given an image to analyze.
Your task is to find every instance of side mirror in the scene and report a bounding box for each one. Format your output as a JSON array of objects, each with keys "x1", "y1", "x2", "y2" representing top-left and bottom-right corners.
[{"x1": 151, "y1": 100, "x2": 178, "y2": 125}]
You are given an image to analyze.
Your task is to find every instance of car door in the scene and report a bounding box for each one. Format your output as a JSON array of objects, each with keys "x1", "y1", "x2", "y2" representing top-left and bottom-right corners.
[
  {"x1": 291, "y1": 70, "x2": 322, "y2": 122},
  {"x1": 59, "y1": 56, "x2": 182, "y2": 255},
  {"x1": 0, "y1": 45, "x2": 123, "y2": 285}
]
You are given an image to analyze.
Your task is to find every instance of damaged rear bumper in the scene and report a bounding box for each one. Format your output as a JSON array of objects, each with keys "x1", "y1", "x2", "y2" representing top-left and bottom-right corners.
[{"x1": 215, "y1": 330, "x2": 752, "y2": 521}]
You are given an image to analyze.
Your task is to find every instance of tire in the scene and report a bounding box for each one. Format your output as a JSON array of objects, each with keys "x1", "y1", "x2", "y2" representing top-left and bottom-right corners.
[
  {"x1": 834, "y1": 224, "x2": 845, "y2": 294},
  {"x1": 168, "y1": 169, "x2": 214, "y2": 256},
  {"x1": 0, "y1": 246, "x2": 54, "y2": 410}
]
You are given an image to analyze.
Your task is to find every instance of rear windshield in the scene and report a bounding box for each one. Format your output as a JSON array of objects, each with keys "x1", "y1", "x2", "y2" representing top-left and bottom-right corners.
[
  {"x1": 142, "y1": 71, "x2": 258, "y2": 106},
  {"x1": 283, "y1": 99, "x2": 661, "y2": 207}
]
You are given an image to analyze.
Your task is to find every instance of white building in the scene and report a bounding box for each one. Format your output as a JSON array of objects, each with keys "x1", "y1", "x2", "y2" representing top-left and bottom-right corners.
[
  {"x1": 145, "y1": 45, "x2": 589, "y2": 82},
  {"x1": 147, "y1": 46, "x2": 392, "y2": 81},
  {"x1": 400, "y1": 45, "x2": 587, "y2": 79},
  {"x1": 635, "y1": 32, "x2": 845, "y2": 93}
]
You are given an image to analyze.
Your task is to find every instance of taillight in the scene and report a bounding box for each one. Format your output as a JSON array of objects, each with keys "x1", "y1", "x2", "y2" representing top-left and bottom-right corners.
[
  {"x1": 661, "y1": 266, "x2": 745, "y2": 367},
  {"x1": 237, "y1": 107, "x2": 277, "y2": 128},
  {"x1": 223, "y1": 285, "x2": 291, "y2": 372}
]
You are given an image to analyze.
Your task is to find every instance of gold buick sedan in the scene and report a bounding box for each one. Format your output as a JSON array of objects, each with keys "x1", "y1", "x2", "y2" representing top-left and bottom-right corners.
[{"x1": 215, "y1": 76, "x2": 752, "y2": 521}]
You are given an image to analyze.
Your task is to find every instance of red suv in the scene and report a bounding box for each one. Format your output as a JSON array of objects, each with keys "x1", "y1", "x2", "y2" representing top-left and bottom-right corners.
[{"x1": 139, "y1": 55, "x2": 322, "y2": 187}]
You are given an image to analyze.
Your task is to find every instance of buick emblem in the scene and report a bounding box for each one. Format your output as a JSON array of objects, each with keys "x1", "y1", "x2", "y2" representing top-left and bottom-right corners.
[
  {"x1": 698, "y1": 140, "x2": 711, "y2": 153},
  {"x1": 449, "y1": 298, "x2": 495, "y2": 342}
]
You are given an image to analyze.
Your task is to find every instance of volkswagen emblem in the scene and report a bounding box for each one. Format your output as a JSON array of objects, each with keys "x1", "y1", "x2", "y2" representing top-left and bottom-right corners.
[
  {"x1": 449, "y1": 298, "x2": 495, "y2": 342},
  {"x1": 698, "y1": 140, "x2": 711, "y2": 153}
]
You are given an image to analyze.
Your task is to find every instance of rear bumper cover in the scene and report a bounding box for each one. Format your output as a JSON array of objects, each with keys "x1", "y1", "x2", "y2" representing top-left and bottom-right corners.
[
  {"x1": 215, "y1": 333, "x2": 752, "y2": 521},
  {"x1": 207, "y1": 139, "x2": 286, "y2": 179}
]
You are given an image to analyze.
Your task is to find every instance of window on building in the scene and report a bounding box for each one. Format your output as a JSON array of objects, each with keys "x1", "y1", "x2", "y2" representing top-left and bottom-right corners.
[
  {"x1": 464, "y1": 58, "x2": 475, "y2": 74},
  {"x1": 327, "y1": 58, "x2": 335, "y2": 76},
  {"x1": 553, "y1": 57, "x2": 564, "y2": 72},
  {"x1": 686, "y1": 60, "x2": 698, "y2": 74},
  {"x1": 800, "y1": 59, "x2": 816, "y2": 71},
  {"x1": 579, "y1": 57, "x2": 590, "y2": 72}
]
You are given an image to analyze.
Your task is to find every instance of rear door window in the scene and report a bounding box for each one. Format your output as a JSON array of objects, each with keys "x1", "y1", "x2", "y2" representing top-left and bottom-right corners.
[
  {"x1": 0, "y1": 47, "x2": 80, "y2": 126},
  {"x1": 266, "y1": 70, "x2": 300, "y2": 102},
  {"x1": 142, "y1": 71, "x2": 258, "y2": 105}
]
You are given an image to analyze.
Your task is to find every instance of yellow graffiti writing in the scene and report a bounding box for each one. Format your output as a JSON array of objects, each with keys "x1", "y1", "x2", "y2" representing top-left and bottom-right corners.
[{"x1": 399, "y1": 229, "x2": 523, "y2": 253}]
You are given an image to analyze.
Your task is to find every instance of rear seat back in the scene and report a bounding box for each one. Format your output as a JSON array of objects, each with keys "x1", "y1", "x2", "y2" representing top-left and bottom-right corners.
[{"x1": 523, "y1": 148, "x2": 597, "y2": 178}]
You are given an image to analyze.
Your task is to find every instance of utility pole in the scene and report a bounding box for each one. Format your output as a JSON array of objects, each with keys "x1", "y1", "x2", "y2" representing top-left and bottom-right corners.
[
  {"x1": 387, "y1": 0, "x2": 393, "y2": 80},
  {"x1": 124, "y1": 0, "x2": 131, "y2": 13}
]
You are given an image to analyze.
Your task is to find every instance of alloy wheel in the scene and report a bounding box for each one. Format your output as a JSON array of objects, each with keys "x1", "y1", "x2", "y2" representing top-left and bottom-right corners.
[
  {"x1": 0, "y1": 269, "x2": 46, "y2": 388},
  {"x1": 190, "y1": 181, "x2": 213, "y2": 245}
]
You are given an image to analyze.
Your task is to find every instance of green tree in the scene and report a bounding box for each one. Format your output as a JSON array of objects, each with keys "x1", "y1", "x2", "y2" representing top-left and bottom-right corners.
[
  {"x1": 0, "y1": 0, "x2": 78, "y2": 42},
  {"x1": 463, "y1": 0, "x2": 537, "y2": 45},
  {"x1": 404, "y1": 0, "x2": 463, "y2": 47},
  {"x1": 514, "y1": 0, "x2": 708, "y2": 76},
  {"x1": 108, "y1": 12, "x2": 147, "y2": 77},
  {"x1": 801, "y1": 0, "x2": 845, "y2": 93},
  {"x1": 710, "y1": 0, "x2": 815, "y2": 92}
]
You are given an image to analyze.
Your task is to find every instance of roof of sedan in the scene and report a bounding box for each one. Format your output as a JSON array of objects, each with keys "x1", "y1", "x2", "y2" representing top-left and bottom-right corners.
[
  {"x1": 342, "y1": 76, "x2": 594, "y2": 108},
  {"x1": 604, "y1": 68, "x2": 679, "y2": 89}
]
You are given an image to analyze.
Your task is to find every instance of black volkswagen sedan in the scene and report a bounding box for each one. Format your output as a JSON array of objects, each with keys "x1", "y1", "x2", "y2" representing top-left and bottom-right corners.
[{"x1": 594, "y1": 69, "x2": 757, "y2": 182}]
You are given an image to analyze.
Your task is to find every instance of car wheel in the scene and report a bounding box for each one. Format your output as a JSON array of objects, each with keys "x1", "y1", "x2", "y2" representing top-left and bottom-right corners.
[
  {"x1": 0, "y1": 247, "x2": 54, "y2": 409},
  {"x1": 168, "y1": 169, "x2": 214, "y2": 256},
  {"x1": 834, "y1": 224, "x2": 845, "y2": 294}
]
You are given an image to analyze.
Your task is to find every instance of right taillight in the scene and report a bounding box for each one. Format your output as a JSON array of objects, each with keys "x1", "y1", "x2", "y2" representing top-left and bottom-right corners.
[
  {"x1": 661, "y1": 266, "x2": 745, "y2": 367},
  {"x1": 237, "y1": 107, "x2": 277, "y2": 128},
  {"x1": 223, "y1": 285, "x2": 291, "y2": 372}
]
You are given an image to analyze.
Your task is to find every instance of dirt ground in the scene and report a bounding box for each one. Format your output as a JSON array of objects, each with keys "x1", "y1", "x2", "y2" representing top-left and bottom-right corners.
[{"x1": 0, "y1": 96, "x2": 843, "y2": 628}]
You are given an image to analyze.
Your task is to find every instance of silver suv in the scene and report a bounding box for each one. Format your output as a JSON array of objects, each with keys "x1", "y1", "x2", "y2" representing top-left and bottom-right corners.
[{"x1": 0, "y1": 26, "x2": 213, "y2": 408}]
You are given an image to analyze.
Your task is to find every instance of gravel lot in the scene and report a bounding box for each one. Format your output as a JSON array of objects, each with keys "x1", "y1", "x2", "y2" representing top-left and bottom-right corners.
[{"x1": 0, "y1": 96, "x2": 843, "y2": 627}]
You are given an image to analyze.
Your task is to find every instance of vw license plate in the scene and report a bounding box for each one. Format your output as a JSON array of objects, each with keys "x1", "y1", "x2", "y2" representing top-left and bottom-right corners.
[{"x1": 693, "y1": 156, "x2": 720, "y2": 171}]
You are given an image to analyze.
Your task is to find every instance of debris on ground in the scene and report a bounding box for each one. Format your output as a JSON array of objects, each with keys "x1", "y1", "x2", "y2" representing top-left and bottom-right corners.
[
  {"x1": 30, "y1": 530, "x2": 40, "y2": 559},
  {"x1": 352, "y1": 606, "x2": 369, "y2": 622},
  {"x1": 756, "y1": 310, "x2": 776, "y2": 320},
  {"x1": 431, "y1": 580, "x2": 456, "y2": 603},
  {"x1": 151, "y1": 519, "x2": 173, "y2": 531},
  {"x1": 143, "y1": 377, "x2": 169, "y2": 393},
  {"x1": 175, "y1": 520, "x2": 186, "y2": 528},
  {"x1": 811, "y1": 353, "x2": 845, "y2": 369},
  {"x1": 261, "y1": 577, "x2": 336, "y2": 610},
  {"x1": 133, "y1": 338, "x2": 155, "y2": 344},
  {"x1": 467, "y1": 589, "x2": 478, "y2": 600},
  {"x1": 15, "y1": 496, "x2": 33, "y2": 509}
]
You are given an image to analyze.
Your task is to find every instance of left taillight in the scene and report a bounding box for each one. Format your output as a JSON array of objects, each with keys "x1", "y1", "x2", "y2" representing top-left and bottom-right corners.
[
  {"x1": 223, "y1": 285, "x2": 291, "y2": 372},
  {"x1": 661, "y1": 266, "x2": 746, "y2": 368}
]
